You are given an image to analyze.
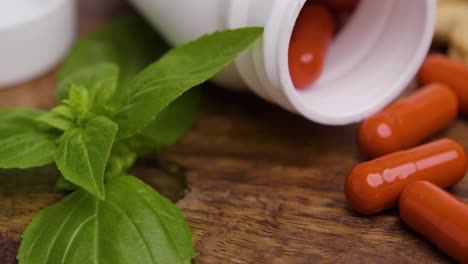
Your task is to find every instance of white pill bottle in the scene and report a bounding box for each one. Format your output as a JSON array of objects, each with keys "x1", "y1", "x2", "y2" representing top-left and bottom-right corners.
[{"x1": 130, "y1": 0, "x2": 436, "y2": 125}]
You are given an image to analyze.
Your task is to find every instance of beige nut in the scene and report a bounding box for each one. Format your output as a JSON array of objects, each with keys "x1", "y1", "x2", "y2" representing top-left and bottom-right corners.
[
  {"x1": 438, "y1": 0, "x2": 467, "y2": 5},
  {"x1": 448, "y1": 17, "x2": 468, "y2": 63},
  {"x1": 448, "y1": 46, "x2": 467, "y2": 63},
  {"x1": 435, "y1": 1, "x2": 468, "y2": 43}
]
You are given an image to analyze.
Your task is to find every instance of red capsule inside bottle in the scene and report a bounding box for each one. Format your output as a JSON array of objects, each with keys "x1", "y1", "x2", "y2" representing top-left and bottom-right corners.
[
  {"x1": 318, "y1": 0, "x2": 360, "y2": 12},
  {"x1": 289, "y1": 3, "x2": 337, "y2": 89}
]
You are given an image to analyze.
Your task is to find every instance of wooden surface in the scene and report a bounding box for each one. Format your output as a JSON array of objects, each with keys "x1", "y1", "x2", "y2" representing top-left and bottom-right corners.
[{"x1": 0, "y1": 1, "x2": 466, "y2": 263}]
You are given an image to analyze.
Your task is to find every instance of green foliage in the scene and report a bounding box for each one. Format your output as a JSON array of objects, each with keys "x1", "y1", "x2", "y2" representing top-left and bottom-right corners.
[
  {"x1": 0, "y1": 109, "x2": 57, "y2": 169},
  {"x1": 55, "y1": 116, "x2": 117, "y2": 199},
  {"x1": 1, "y1": 13, "x2": 263, "y2": 264},
  {"x1": 18, "y1": 176, "x2": 194, "y2": 264},
  {"x1": 116, "y1": 27, "x2": 263, "y2": 138},
  {"x1": 57, "y1": 63, "x2": 119, "y2": 114}
]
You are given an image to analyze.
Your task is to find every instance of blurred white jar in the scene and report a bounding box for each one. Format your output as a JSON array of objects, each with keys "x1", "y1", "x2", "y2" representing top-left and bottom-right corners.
[
  {"x1": 130, "y1": 0, "x2": 436, "y2": 125},
  {"x1": 0, "y1": 0, "x2": 76, "y2": 88}
]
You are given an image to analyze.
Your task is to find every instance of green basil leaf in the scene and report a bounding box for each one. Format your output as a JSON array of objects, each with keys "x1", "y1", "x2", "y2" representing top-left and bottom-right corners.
[
  {"x1": 0, "y1": 109, "x2": 57, "y2": 168},
  {"x1": 55, "y1": 116, "x2": 117, "y2": 199},
  {"x1": 54, "y1": 176, "x2": 79, "y2": 192},
  {"x1": 105, "y1": 142, "x2": 137, "y2": 181},
  {"x1": 116, "y1": 27, "x2": 263, "y2": 138},
  {"x1": 37, "y1": 114, "x2": 73, "y2": 131},
  {"x1": 63, "y1": 85, "x2": 92, "y2": 122},
  {"x1": 57, "y1": 63, "x2": 119, "y2": 113},
  {"x1": 0, "y1": 108, "x2": 45, "y2": 125},
  {"x1": 130, "y1": 86, "x2": 201, "y2": 154},
  {"x1": 37, "y1": 105, "x2": 75, "y2": 131},
  {"x1": 49, "y1": 105, "x2": 74, "y2": 119},
  {"x1": 58, "y1": 14, "x2": 169, "y2": 105},
  {"x1": 119, "y1": 87, "x2": 200, "y2": 155},
  {"x1": 18, "y1": 176, "x2": 194, "y2": 264},
  {"x1": 48, "y1": 85, "x2": 99, "y2": 129}
]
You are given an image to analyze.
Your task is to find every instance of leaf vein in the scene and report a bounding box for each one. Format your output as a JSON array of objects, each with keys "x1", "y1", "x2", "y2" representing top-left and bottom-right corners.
[{"x1": 105, "y1": 199, "x2": 156, "y2": 263}]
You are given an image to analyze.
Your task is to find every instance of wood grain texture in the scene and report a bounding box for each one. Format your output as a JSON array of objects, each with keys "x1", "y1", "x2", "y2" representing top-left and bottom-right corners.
[
  {"x1": 0, "y1": 0, "x2": 465, "y2": 263},
  {"x1": 174, "y1": 88, "x2": 466, "y2": 264}
]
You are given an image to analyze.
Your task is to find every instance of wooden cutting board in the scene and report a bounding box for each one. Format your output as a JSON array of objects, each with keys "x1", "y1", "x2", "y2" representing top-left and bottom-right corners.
[{"x1": 0, "y1": 1, "x2": 465, "y2": 263}]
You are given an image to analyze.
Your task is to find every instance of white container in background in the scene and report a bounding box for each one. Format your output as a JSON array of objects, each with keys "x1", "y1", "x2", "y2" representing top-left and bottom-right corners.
[
  {"x1": 130, "y1": 0, "x2": 436, "y2": 125},
  {"x1": 0, "y1": 0, "x2": 76, "y2": 88}
]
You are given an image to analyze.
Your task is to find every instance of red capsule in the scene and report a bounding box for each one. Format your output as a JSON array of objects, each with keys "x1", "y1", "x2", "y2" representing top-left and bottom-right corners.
[
  {"x1": 358, "y1": 83, "x2": 458, "y2": 159},
  {"x1": 400, "y1": 181, "x2": 468, "y2": 263},
  {"x1": 318, "y1": 0, "x2": 360, "y2": 12},
  {"x1": 289, "y1": 3, "x2": 336, "y2": 89},
  {"x1": 345, "y1": 138, "x2": 467, "y2": 215},
  {"x1": 418, "y1": 54, "x2": 468, "y2": 114}
]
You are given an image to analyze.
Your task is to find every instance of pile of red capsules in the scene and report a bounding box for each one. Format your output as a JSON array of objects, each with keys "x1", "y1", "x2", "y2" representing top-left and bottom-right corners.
[
  {"x1": 289, "y1": 0, "x2": 468, "y2": 261},
  {"x1": 346, "y1": 54, "x2": 468, "y2": 262}
]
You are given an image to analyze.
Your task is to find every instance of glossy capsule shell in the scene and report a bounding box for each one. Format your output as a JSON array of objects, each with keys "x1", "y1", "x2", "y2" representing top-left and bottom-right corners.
[
  {"x1": 400, "y1": 181, "x2": 468, "y2": 263},
  {"x1": 288, "y1": 3, "x2": 336, "y2": 89},
  {"x1": 418, "y1": 54, "x2": 468, "y2": 114},
  {"x1": 358, "y1": 83, "x2": 458, "y2": 159},
  {"x1": 319, "y1": 0, "x2": 360, "y2": 12},
  {"x1": 345, "y1": 138, "x2": 467, "y2": 215}
]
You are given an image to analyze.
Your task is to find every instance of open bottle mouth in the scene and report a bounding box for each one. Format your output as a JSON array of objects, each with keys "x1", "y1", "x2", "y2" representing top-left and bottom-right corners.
[{"x1": 280, "y1": 0, "x2": 435, "y2": 125}]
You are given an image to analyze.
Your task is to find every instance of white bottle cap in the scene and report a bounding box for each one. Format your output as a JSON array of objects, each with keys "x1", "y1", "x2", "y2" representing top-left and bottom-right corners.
[
  {"x1": 0, "y1": 0, "x2": 76, "y2": 88},
  {"x1": 130, "y1": 0, "x2": 435, "y2": 125}
]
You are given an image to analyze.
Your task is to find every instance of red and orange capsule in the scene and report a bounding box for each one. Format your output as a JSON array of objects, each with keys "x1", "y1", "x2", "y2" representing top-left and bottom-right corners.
[
  {"x1": 418, "y1": 54, "x2": 468, "y2": 114},
  {"x1": 345, "y1": 138, "x2": 467, "y2": 215},
  {"x1": 318, "y1": 0, "x2": 360, "y2": 12},
  {"x1": 289, "y1": 3, "x2": 336, "y2": 89},
  {"x1": 399, "y1": 181, "x2": 468, "y2": 263},
  {"x1": 358, "y1": 83, "x2": 458, "y2": 159}
]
